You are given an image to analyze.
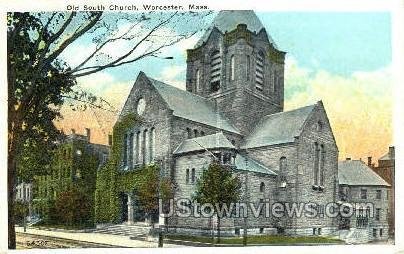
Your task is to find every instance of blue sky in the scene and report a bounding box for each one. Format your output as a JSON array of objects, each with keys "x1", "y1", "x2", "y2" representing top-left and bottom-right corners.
[
  {"x1": 97, "y1": 11, "x2": 391, "y2": 83},
  {"x1": 60, "y1": 11, "x2": 393, "y2": 160}
]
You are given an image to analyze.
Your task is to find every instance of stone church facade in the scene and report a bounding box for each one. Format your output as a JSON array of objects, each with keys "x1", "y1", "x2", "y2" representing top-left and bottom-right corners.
[{"x1": 116, "y1": 10, "x2": 390, "y2": 239}]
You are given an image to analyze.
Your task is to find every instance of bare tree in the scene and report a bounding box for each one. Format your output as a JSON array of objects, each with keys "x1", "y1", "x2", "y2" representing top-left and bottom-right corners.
[{"x1": 7, "y1": 11, "x2": 211, "y2": 249}]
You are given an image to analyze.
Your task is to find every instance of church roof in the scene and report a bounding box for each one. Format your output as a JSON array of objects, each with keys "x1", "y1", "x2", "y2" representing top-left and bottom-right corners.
[
  {"x1": 235, "y1": 154, "x2": 277, "y2": 175},
  {"x1": 173, "y1": 132, "x2": 235, "y2": 155},
  {"x1": 146, "y1": 75, "x2": 241, "y2": 134},
  {"x1": 195, "y1": 10, "x2": 277, "y2": 48},
  {"x1": 242, "y1": 104, "x2": 316, "y2": 149},
  {"x1": 338, "y1": 160, "x2": 390, "y2": 187}
]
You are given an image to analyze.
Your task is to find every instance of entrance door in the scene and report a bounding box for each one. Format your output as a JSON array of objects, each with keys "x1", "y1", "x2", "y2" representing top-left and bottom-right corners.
[{"x1": 120, "y1": 192, "x2": 128, "y2": 223}]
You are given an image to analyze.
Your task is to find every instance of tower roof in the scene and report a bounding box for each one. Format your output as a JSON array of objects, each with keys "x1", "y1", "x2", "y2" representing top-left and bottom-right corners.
[{"x1": 195, "y1": 10, "x2": 277, "y2": 48}]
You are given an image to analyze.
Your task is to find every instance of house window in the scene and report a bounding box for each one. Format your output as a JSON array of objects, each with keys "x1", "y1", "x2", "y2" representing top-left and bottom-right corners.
[
  {"x1": 230, "y1": 55, "x2": 235, "y2": 81},
  {"x1": 376, "y1": 190, "x2": 382, "y2": 199},
  {"x1": 260, "y1": 182, "x2": 265, "y2": 192},
  {"x1": 317, "y1": 121, "x2": 323, "y2": 131},
  {"x1": 373, "y1": 228, "x2": 377, "y2": 237},
  {"x1": 259, "y1": 228, "x2": 264, "y2": 234},
  {"x1": 380, "y1": 229, "x2": 383, "y2": 237},
  {"x1": 223, "y1": 153, "x2": 232, "y2": 165},
  {"x1": 259, "y1": 199, "x2": 265, "y2": 216},
  {"x1": 186, "y1": 169, "x2": 190, "y2": 184},
  {"x1": 200, "y1": 131, "x2": 205, "y2": 136},
  {"x1": 143, "y1": 129, "x2": 149, "y2": 164},
  {"x1": 210, "y1": 50, "x2": 221, "y2": 92},
  {"x1": 186, "y1": 128, "x2": 191, "y2": 139},
  {"x1": 129, "y1": 133, "x2": 134, "y2": 168},
  {"x1": 194, "y1": 129, "x2": 199, "y2": 138},
  {"x1": 375, "y1": 208, "x2": 381, "y2": 221},
  {"x1": 191, "y1": 168, "x2": 196, "y2": 183},
  {"x1": 313, "y1": 228, "x2": 317, "y2": 235},
  {"x1": 235, "y1": 228, "x2": 240, "y2": 235},
  {"x1": 318, "y1": 228, "x2": 322, "y2": 235},
  {"x1": 255, "y1": 51, "x2": 264, "y2": 91},
  {"x1": 195, "y1": 69, "x2": 200, "y2": 91},
  {"x1": 361, "y1": 189, "x2": 367, "y2": 199}
]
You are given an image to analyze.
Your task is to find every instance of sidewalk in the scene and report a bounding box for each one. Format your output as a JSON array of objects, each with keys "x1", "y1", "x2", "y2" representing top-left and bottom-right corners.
[{"x1": 15, "y1": 226, "x2": 183, "y2": 248}]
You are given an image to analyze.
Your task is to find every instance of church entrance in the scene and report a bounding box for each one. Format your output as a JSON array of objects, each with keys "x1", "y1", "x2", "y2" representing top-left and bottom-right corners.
[{"x1": 119, "y1": 192, "x2": 128, "y2": 223}]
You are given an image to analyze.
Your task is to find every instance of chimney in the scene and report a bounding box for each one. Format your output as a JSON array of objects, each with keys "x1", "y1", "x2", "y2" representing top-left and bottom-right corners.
[
  {"x1": 85, "y1": 128, "x2": 91, "y2": 142},
  {"x1": 367, "y1": 157, "x2": 372, "y2": 167},
  {"x1": 389, "y1": 146, "x2": 395, "y2": 158},
  {"x1": 71, "y1": 128, "x2": 76, "y2": 134},
  {"x1": 346, "y1": 157, "x2": 351, "y2": 161},
  {"x1": 108, "y1": 134, "x2": 113, "y2": 146}
]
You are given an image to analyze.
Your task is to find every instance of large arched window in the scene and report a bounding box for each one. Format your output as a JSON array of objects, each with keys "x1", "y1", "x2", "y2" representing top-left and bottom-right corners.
[
  {"x1": 150, "y1": 127, "x2": 155, "y2": 162},
  {"x1": 255, "y1": 51, "x2": 265, "y2": 91},
  {"x1": 143, "y1": 129, "x2": 148, "y2": 164},
  {"x1": 319, "y1": 144, "x2": 325, "y2": 186},
  {"x1": 314, "y1": 142, "x2": 320, "y2": 186},
  {"x1": 279, "y1": 157, "x2": 287, "y2": 187},
  {"x1": 210, "y1": 50, "x2": 221, "y2": 92},
  {"x1": 186, "y1": 169, "x2": 190, "y2": 184},
  {"x1": 230, "y1": 55, "x2": 235, "y2": 81}
]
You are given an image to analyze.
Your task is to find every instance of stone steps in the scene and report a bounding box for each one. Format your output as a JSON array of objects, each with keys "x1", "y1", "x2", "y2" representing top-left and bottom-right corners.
[
  {"x1": 91, "y1": 224, "x2": 151, "y2": 237},
  {"x1": 343, "y1": 228, "x2": 371, "y2": 244}
]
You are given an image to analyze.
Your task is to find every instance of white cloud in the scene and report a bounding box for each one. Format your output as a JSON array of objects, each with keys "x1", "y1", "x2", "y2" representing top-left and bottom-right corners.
[
  {"x1": 157, "y1": 65, "x2": 186, "y2": 90},
  {"x1": 284, "y1": 56, "x2": 393, "y2": 160}
]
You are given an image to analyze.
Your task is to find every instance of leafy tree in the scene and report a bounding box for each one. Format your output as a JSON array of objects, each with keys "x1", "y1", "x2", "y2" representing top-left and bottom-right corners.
[
  {"x1": 7, "y1": 11, "x2": 210, "y2": 248},
  {"x1": 54, "y1": 187, "x2": 92, "y2": 226},
  {"x1": 137, "y1": 164, "x2": 174, "y2": 225},
  {"x1": 193, "y1": 162, "x2": 241, "y2": 243}
]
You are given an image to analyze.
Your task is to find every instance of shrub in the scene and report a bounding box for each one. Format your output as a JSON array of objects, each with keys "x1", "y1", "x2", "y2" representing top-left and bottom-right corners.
[{"x1": 54, "y1": 187, "x2": 92, "y2": 226}]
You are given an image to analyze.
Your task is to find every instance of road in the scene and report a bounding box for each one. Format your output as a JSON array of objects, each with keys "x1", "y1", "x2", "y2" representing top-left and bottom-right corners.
[{"x1": 16, "y1": 232, "x2": 125, "y2": 249}]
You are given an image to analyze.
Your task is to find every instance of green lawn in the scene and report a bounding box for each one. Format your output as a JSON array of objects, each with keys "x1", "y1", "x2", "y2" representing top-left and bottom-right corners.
[{"x1": 166, "y1": 234, "x2": 343, "y2": 245}]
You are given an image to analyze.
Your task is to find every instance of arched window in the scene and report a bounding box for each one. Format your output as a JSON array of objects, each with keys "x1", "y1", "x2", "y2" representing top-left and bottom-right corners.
[
  {"x1": 279, "y1": 157, "x2": 287, "y2": 187},
  {"x1": 196, "y1": 69, "x2": 200, "y2": 91},
  {"x1": 260, "y1": 182, "x2": 265, "y2": 192},
  {"x1": 230, "y1": 55, "x2": 235, "y2": 81},
  {"x1": 123, "y1": 134, "x2": 128, "y2": 166},
  {"x1": 210, "y1": 50, "x2": 221, "y2": 92},
  {"x1": 143, "y1": 129, "x2": 148, "y2": 164},
  {"x1": 150, "y1": 127, "x2": 155, "y2": 162},
  {"x1": 246, "y1": 55, "x2": 250, "y2": 80},
  {"x1": 186, "y1": 169, "x2": 190, "y2": 184},
  {"x1": 314, "y1": 142, "x2": 319, "y2": 186},
  {"x1": 129, "y1": 133, "x2": 134, "y2": 168},
  {"x1": 255, "y1": 51, "x2": 265, "y2": 91},
  {"x1": 135, "y1": 131, "x2": 140, "y2": 164},
  {"x1": 319, "y1": 144, "x2": 325, "y2": 186},
  {"x1": 191, "y1": 168, "x2": 196, "y2": 183}
]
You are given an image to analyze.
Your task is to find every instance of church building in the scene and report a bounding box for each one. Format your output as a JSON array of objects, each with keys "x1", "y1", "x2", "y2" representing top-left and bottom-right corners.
[{"x1": 113, "y1": 10, "x2": 390, "y2": 240}]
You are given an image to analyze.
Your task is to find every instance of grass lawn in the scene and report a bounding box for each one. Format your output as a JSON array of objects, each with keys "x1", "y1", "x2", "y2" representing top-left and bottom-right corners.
[{"x1": 166, "y1": 234, "x2": 343, "y2": 245}]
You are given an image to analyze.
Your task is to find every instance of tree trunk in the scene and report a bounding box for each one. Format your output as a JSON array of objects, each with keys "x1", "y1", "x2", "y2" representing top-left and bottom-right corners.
[
  {"x1": 217, "y1": 215, "x2": 221, "y2": 244},
  {"x1": 8, "y1": 147, "x2": 16, "y2": 249}
]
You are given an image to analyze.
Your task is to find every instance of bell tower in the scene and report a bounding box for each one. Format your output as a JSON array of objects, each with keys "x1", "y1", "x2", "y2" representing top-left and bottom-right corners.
[{"x1": 186, "y1": 10, "x2": 286, "y2": 135}]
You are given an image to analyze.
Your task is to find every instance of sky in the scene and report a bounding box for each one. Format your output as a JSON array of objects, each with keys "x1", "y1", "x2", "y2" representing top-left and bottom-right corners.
[{"x1": 56, "y1": 11, "x2": 393, "y2": 163}]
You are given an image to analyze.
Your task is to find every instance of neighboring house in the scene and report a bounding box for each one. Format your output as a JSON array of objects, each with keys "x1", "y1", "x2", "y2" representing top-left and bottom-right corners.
[
  {"x1": 338, "y1": 159, "x2": 390, "y2": 241},
  {"x1": 15, "y1": 182, "x2": 33, "y2": 203},
  {"x1": 371, "y1": 146, "x2": 395, "y2": 236},
  {"x1": 33, "y1": 128, "x2": 109, "y2": 221},
  {"x1": 102, "y1": 10, "x2": 389, "y2": 240}
]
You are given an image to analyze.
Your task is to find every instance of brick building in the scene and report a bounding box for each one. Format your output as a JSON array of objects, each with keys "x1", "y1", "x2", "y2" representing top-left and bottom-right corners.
[{"x1": 114, "y1": 10, "x2": 390, "y2": 241}]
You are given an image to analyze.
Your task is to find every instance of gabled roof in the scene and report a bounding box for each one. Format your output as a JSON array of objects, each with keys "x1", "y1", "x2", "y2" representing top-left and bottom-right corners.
[
  {"x1": 194, "y1": 10, "x2": 277, "y2": 48},
  {"x1": 173, "y1": 132, "x2": 235, "y2": 155},
  {"x1": 338, "y1": 160, "x2": 390, "y2": 187},
  {"x1": 235, "y1": 154, "x2": 277, "y2": 175},
  {"x1": 146, "y1": 75, "x2": 240, "y2": 134},
  {"x1": 242, "y1": 104, "x2": 316, "y2": 149}
]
